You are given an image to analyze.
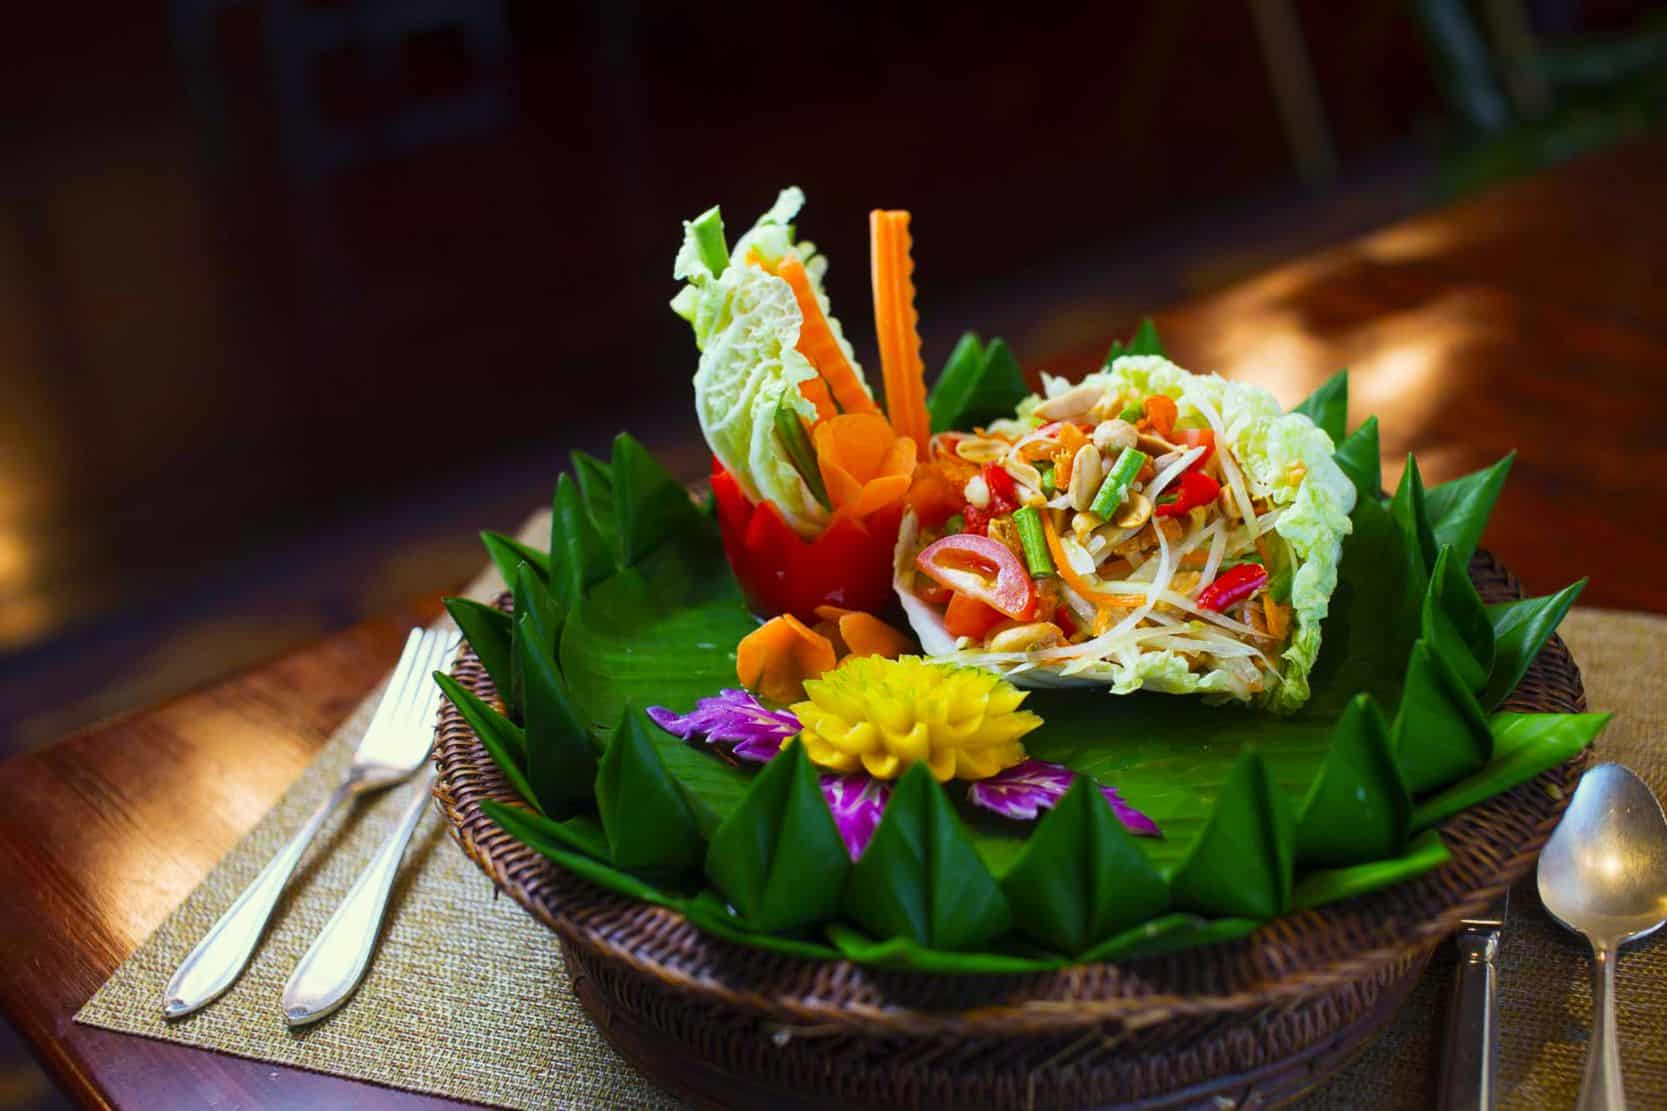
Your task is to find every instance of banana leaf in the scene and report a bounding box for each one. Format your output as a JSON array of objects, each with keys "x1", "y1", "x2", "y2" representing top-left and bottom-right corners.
[{"x1": 443, "y1": 379, "x2": 1605, "y2": 970}]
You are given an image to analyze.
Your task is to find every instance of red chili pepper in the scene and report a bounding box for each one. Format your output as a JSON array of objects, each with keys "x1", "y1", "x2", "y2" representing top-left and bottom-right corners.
[
  {"x1": 1055, "y1": 605, "x2": 1078, "y2": 640},
  {"x1": 961, "y1": 502, "x2": 994, "y2": 536},
  {"x1": 1196, "y1": 563, "x2": 1269, "y2": 612},
  {"x1": 1154, "y1": 471, "x2": 1222, "y2": 517},
  {"x1": 1176, "y1": 427, "x2": 1215, "y2": 471},
  {"x1": 710, "y1": 457, "x2": 902, "y2": 623},
  {"x1": 915, "y1": 533, "x2": 1037, "y2": 620},
  {"x1": 982, "y1": 462, "x2": 1019, "y2": 510}
]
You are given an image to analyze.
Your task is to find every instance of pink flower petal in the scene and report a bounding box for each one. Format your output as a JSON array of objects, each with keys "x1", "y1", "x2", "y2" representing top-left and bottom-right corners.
[
  {"x1": 819, "y1": 773, "x2": 891, "y2": 860},
  {"x1": 968, "y1": 759, "x2": 1160, "y2": 837},
  {"x1": 648, "y1": 689, "x2": 799, "y2": 757}
]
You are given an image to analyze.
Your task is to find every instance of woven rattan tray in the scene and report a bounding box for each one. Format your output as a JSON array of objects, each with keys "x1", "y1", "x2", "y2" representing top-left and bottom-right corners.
[{"x1": 432, "y1": 550, "x2": 1588, "y2": 1110}]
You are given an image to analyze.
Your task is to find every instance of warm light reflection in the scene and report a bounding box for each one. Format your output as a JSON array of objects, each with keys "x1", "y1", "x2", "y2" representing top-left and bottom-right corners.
[
  {"x1": 1356, "y1": 219, "x2": 1461, "y2": 265},
  {"x1": 0, "y1": 595, "x2": 51, "y2": 647},
  {"x1": 1179, "y1": 260, "x2": 1336, "y2": 407},
  {"x1": 0, "y1": 529, "x2": 29, "y2": 588},
  {"x1": 55, "y1": 615, "x2": 329, "y2": 946}
]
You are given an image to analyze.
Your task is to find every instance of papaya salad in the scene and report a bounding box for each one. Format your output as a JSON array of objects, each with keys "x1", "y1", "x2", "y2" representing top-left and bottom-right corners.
[{"x1": 897, "y1": 358, "x2": 1356, "y2": 709}]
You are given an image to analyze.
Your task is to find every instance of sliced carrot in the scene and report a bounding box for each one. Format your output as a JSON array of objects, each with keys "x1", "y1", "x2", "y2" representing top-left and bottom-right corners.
[
  {"x1": 1143, "y1": 395, "x2": 1178, "y2": 439},
  {"x1": 798, "y1": 375, "x2": 837, "y2": 420},
  {"x1": 811, "y1": 604, "x2": 913, "y2": 659},
  {"x1": 905, "y1": 462, "x2": 967, "y2": 527},
  {"x1": 1053, "y1": 423, "x2": 1090, "y2": 484},
  {"x1": 870, "y1": 210, "x2": 930, "y2": 460},
  {"x1": 776, "y1": 254, "x2": 877, "y2": 416},
  {"x1": 813, "y1": 412, "x2": 915, "y2": 519},
  {"x1": 1041, "y1": 514, "x2": 1151, "y2": 610},
  {"x1": 838, "y1": 612, "x2": 914, "y2": 659},
  {"x1": 736, "y1": 615, "x2": 837, "y2": 704},
  {"x1": 1262, "y1": 595, "x2": 1291, "y2": 641}
]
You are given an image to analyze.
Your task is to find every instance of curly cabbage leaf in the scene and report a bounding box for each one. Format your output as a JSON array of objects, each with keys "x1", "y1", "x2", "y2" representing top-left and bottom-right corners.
[{"x1": 672, "y1": 188, "x2": 871, "y2": 536}]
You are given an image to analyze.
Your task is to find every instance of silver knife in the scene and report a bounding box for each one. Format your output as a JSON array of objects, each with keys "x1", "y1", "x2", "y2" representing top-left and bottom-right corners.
[{"x1": 1437, "y1": 890, "x2": 1507, "y2": 1110}]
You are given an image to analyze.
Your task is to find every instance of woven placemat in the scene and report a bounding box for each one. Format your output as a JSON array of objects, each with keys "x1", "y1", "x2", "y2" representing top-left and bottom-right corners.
[{"x1": 76, "y1": 510, "x2": 1665, "y2": 1108}]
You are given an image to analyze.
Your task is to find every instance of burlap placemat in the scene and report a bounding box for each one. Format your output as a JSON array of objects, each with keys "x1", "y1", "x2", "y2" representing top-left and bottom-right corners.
[{"x1": 77, "y1": 519, "x2": 1665, "y2": 1108}]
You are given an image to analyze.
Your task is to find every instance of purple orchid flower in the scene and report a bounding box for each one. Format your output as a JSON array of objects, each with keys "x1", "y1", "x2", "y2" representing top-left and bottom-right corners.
[
  {"x1": 820, "y1": 774, "x2": 892, "y2": 860},
  {"x1": 648, "y1": 692, "x2": 1158, "y2": 847},
  {"x1": 646, "y1": 689, "x2": 799, "y2": 764},
  {"x1": 967, "y1": 758, "x2": 1161, "y2": 837}
]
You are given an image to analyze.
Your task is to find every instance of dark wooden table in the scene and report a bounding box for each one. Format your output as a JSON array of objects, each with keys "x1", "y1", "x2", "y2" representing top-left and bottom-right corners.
[{"x1": 4, "y1": 135, "x2": 1666, "y2": 1109}]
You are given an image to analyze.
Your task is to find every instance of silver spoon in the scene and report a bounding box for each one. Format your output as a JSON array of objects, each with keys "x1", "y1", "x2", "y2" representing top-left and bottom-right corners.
[{"x1": 1537, "y1": 763, "x2": 1667, "y2": 1111}]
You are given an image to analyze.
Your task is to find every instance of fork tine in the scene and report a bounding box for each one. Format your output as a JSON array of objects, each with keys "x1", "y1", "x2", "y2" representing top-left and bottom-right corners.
[
  {"x1": 403, "y1": 630, "x2": 452, "y2": 727},
  {"x1": 397, "y1": 628, "x2": 457, "y2": 732},
  {"x1": 365, "y1": 629, "x2": 425, "y2": 735}
]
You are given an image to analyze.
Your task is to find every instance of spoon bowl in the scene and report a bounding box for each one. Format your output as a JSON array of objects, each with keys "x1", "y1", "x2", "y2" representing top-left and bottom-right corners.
[{"x1": 1537, "y1": 763, "x2": 1667, "y2": 1111}]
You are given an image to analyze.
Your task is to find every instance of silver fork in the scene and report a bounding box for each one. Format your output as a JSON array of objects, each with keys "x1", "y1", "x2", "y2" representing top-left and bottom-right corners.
[
  {"x1": 280, "y1": 763, "x2": 439, "y2": 1025},
  {"x1": 162, "y1": 627, "x2": 460, "y2": 1019}
]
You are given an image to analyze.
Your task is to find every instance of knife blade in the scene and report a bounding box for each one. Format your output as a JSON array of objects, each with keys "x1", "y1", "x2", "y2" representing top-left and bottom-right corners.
[{"x1": 1436, "y1": 890, "x2": 1508, "y2": 1110}]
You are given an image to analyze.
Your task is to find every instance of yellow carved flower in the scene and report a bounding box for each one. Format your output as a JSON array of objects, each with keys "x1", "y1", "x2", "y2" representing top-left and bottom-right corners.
[{"x1": 790, "y1": 656, "x2": 1041, "y2": 781}]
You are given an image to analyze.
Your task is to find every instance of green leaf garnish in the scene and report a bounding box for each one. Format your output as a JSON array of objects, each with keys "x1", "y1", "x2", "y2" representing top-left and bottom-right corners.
[
  {"x1": 842, "y1": 764, "x2": 1011, "y2": 950},
  {"x1": 1292, "y1": 368, "x2": 1349, "y2": 443},
  {"x1": 1290, "y1": 829, "x2": 1449, "y2": 910},
  {"x1": 1333, "y1": 415, "x2": 1381, "y2": 503},
  {"x1": 434, "y1": 671, "x2": 537, "y2": 811},
  {"x1": 704, "y1": 743, "x2": 849, "y2": 933},
  {"x1": 1412, "y1": 712, "x2": 1611, "y2": 830},
  {"x1": 1392, "y1": 641, "x2": 1493, "y2": 795},
  {"x1": 443, "y1": 596, "x2": 515, "y2": 714},
  {"x1": 550, "y1": 473, "x2": 614, "y2": 618},
  {"x1": 571, "y1": 451, "x2": 619, "y2": 564},
  {"x1": 595, "y1": 710, "x2": 705, "y2": 882},
  {"x1": 517, "y1": 612, "x2": 597, "y2": 817},
  {"x1": 610, "y1": 432, "x2": 711, "y2": 565},
  {"x1": 1423, "y1": 546, "x2": 1496, "y2": 694},
  {"x1": 1169, "y1": 752, "x2": 1294, "y2": 920},
  {"x1": 927, "y1": 333, "x2": 1029, "y2": 433},
  {"x1": 1294, "y1": 694, "x2": 1409, "y2": 867},
  {"x1": 1001, "y1": 778, "x2": 1169, "y2": 954},
  {"x1": 1427, "y1": 452, "x2": 1515, "y2": 568},
  {"x1": 1104, "y1": 316, "x2": 1165, "y2": 364},
  {"x1": 481, "y1": 531, "x2": 550, "y2": 587},
  {"x1": 1482, "y1": 578, "x2": 1588, "y2": 710}
]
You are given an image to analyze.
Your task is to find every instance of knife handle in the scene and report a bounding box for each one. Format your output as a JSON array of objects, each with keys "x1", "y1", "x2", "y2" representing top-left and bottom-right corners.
[{"x1": 1437, "y1": 926, "x2": 1499, "y2": 1111}]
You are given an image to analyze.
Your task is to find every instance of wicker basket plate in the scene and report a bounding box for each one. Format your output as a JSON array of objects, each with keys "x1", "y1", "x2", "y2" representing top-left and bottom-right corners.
[{"x1": 432, "y1": 551, "x2": 1588, "y2": 1110}]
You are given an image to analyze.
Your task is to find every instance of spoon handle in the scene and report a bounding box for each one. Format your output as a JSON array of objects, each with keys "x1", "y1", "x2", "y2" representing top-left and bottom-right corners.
[{"x1": 1577, "y1": 942, "x2": 1625, "y2": 1111}]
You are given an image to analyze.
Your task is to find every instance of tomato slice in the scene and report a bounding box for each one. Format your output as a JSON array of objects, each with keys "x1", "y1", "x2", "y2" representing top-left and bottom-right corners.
[
  {"x1": 1176, "y1": 427, "x2": 1215, "y2": 470},
  {"x1": 915, "y1": 534, "x2": 1037, "y2": 620},
  {"x1": 944, "y1": 591, "x2": 1007, "y2": 639}
]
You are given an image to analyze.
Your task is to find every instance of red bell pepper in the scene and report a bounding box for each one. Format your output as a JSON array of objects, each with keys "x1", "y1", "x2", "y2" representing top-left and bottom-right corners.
[
  {"x1": 1155, "y1": 471, "x2": 1222, "y2": 517},
  {"x1": 709, "y1": 458, "x2": 903, "y2": 623},
  {"x1": 1197, "y1": 563, "x2": 1269, "y2": 612}
]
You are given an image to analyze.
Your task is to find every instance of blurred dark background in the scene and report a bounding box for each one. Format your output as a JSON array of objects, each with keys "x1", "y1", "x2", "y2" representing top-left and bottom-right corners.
[
  {"x1": 1, "y1": 1, "x2": 1665, "y2": 1106},
  {"x1": 3, "y1": 1, "x2": 1666, "y2": 750}
]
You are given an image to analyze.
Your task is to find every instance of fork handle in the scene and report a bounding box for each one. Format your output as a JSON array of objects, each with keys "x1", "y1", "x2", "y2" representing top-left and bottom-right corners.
[
  {"x1": 1437, "y1": 926, "x2": 1499, "y2": 1110},
  {"x1": 163, "y1": 780, "x2": 355, "y2": 1019},
  {"x1": 281, "y1": 768, "x2": 435, "y2": 1026}
]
